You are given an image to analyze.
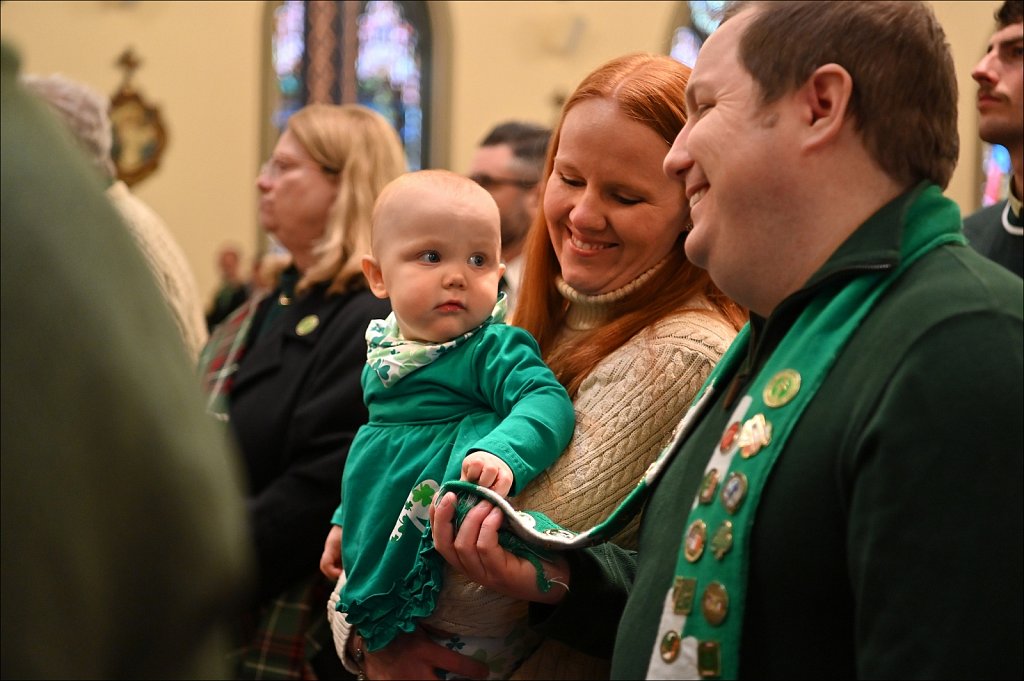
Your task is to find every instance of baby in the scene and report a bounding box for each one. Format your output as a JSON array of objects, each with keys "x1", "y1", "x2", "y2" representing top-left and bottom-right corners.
[{"x1": 320, "y1": 169, "x2": 575, "y2": 678}]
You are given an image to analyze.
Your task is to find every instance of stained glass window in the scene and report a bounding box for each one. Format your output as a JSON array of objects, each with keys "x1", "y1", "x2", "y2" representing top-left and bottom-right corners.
[
  {"x1": 669, "y1": 1, "x2": 727, "y2": 67},
  {"x1": 981, "y1": 143, "x2": 1012, "y2": 207},
  {"x1": 272, "y1": 1, "x2": 306, "y2": 130},
  {"x1": 269, "y1": 0, "x2": 430, "y2": 169}
]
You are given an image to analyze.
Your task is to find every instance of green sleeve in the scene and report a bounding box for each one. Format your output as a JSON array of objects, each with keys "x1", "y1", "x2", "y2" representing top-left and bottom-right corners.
[
  {"x1": 848, "y1": 308, "x2": 1023, "y2": 678},
  {"x1": 469, "y1": 326, "x2": 576, "y2": 495},
  {"x1": 527, "y1": 543, "x2": 637, "y2": 659}
]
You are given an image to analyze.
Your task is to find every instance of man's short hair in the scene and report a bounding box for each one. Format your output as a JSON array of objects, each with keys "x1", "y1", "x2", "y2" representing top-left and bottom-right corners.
[
  {"x1": 723, "y1": 0, "x2": 958, "y2": 189},
  {"x1": 996, "y1": 1, "x2": 1023, "y2": 28},
  {"x1": 480, "y1": 121, "x2": 551, "y2": 171}
]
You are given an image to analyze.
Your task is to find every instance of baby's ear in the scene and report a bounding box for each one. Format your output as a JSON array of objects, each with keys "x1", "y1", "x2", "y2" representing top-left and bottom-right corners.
[{"x1": 361, "y1": 255, "x2": 388, "y2": 299}]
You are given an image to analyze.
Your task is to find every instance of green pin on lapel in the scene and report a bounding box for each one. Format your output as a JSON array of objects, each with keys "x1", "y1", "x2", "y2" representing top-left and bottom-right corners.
[
  {"x1": 763, "y1": 369, "x2": 801, "y2": 407},
  {"x1": 296, "y1": 314, "x2": 320, "y2": 336}
]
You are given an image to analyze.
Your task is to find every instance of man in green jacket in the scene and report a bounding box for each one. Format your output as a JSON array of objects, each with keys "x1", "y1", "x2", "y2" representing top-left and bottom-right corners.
[
  {"x1": 1, "y1": 41, "x2": 254, "y2": 679},
  {"x1": 430, "y1": 2, "x2": 1023, "y2": 679}
]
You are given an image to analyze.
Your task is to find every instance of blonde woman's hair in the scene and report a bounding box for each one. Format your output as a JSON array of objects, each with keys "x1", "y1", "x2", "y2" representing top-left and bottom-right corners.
[{"x1": 287, "y1": 104, "x2": 407, "y2": 295}]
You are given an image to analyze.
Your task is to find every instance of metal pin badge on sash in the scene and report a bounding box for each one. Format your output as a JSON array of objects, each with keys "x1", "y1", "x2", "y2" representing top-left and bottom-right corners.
[
  {"x1": 701, "y1": 581, "x2": 730, "y2": 626},
  {"x1": 673, "y1": 576, "x2": 697, "y2": 615},
  {"x1": 719, "y1": 472, "x2": 748, "y2": 514},
  {"x1": 736, "y1": 413, "x2": 772, "y2": 458},
  {"x1": 698, "y1": 641, "x2": 722, "y2": 677},
  {"x1": 719, "y1": 421, "x2": 741, "y2": 453},
  {"x1": 296, "y1": 315, "x2": 320, "y2": 336},
  {"x1": 699, "y1": 468, "x2": 720, "y2": 505},
  {"x1": 710, "y1": 520, "x2": 734, "y2": 560},
  {"x1": 763, "y1": 369, "x2": 801, "y2": 408},
  {"x1": 660, "y1": 630, "x2": 682, "y2": 663},
  {"x1": 684, "y1": 519, "x2": 708, "y2": 562}
]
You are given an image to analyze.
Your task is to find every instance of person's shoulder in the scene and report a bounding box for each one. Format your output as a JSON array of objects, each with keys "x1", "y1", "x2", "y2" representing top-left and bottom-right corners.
[
  {"x1": 650, "y1": 300, "x2": 740, "y2": 349},
  {"x1": 314, "y1": 287, "x2": 391, "y2": 338},
  {"x1": 325, "y1": 286, "x2": 391, "y2": 314},
  {"x1": 476, "y1": 320, "x2": 543, "y2": 354},
  {"x1": 962, "y1": 201, "x2": 1006, "y2": 243},
  {"x1": 882, "y1": 240, "x2": 1023, "y2": 328},
  {"x1": 963, "y1": 200, "x2": 1005, "y2": 227}
]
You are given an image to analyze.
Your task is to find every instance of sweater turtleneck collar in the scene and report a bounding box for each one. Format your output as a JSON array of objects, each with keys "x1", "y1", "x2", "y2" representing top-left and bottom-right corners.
[{"x1": 556, "y1": 256, "x2": 669, "y2": 331}]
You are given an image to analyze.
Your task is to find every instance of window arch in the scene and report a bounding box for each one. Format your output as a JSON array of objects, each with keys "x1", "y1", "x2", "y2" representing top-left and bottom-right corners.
[{"x1": 266, "y1": 0, "x2": 432, "y2": 170}]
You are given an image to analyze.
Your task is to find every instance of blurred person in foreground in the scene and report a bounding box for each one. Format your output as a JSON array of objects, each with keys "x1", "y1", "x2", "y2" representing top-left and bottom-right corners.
[
  {"x1": 2, "y1": 40, "x2": 252, "y2": 679},
  {"x1": 22, "y1": 72, "x2": 209, "y2": 361}
]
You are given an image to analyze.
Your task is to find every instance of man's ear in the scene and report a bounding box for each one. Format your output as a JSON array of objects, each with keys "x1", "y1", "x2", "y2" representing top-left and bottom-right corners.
[
  {"x1": 361, "y1": 255, "x2": 388, "y2": 299},
  {"x1": 798, "y1": 63, "x2": 854, "y2": 151}
]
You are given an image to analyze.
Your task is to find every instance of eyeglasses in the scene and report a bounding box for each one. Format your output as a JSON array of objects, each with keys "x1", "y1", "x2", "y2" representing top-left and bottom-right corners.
[
  {"x1": 259, "y1": 157, "x2": 340, "y2": 180},
  {"x1": 469, "y1": 173, "x2": 539, "y2": 191}
]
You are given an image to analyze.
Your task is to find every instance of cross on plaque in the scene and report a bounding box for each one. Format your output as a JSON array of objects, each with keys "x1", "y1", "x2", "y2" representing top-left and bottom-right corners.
[{"x1": 115, "y1": 47, "x2": 141, "y2": 92}]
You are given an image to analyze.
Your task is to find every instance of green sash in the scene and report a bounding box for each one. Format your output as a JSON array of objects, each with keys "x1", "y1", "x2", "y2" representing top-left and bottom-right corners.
[{"x1": 646, "y1": 184, "x2": 964, "y2": 679}]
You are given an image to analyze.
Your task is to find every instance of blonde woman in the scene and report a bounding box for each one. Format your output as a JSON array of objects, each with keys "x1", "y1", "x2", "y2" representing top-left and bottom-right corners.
[{"x1": 197, "y1": 103, "x2": 406, "y2": 679}]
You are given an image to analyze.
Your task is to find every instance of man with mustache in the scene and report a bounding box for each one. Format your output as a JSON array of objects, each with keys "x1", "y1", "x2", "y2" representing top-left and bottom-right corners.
[{"x1": 964, "y1": 0, "x2": 1023, "y2": 277}]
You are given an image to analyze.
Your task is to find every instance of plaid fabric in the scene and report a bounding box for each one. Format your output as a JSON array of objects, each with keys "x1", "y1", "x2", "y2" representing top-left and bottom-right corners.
[
  {"x1": 232, "y1": 575, "x2": 335, "y2": 680},
  {"x1": 199, "y1": 290, "x2": 337, "y2": 679},
  {"x1": 197, "y1": 292, "x2": 265, "y2": 420}
]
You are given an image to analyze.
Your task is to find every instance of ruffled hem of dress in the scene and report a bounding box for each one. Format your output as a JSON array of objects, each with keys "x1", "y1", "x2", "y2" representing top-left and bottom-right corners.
[{"x1": 338, "y1": 533, "x2": 446, "y2": 652}]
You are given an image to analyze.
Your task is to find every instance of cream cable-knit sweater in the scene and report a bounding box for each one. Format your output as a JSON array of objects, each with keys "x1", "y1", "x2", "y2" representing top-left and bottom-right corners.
[
  {"x1": 106, "y1": 181, "x2": 208, "y2": 362},
  {"x1": 424, "y1": 276, "x2": 737, "y2": 679}
]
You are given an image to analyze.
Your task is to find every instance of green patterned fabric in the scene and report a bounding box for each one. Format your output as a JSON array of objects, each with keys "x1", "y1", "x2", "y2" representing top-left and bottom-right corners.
[{"x1": 366, "y1": 294, "x2": 507, "y2": 387}]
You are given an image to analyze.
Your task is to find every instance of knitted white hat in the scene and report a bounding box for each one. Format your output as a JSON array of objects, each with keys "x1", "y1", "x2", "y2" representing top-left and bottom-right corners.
[{"x1": 21, "y1": 73, "x2": 117, "y2": 179}]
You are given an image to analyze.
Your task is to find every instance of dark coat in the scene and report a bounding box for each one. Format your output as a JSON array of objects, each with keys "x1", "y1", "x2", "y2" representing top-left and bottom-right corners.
[{"x1": 229, "y1": 283, "x2": 390, "y2": 600}]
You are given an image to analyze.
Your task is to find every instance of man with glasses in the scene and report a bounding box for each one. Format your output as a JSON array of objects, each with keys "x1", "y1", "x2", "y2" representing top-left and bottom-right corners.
[{"x1": 468, "y1": 121, "x2": 551, "y2": 311}]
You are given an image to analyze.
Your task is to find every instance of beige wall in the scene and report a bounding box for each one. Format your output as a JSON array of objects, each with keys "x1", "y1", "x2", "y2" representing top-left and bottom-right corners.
[
  {"x1": 0, "y1": 0, "x2": 1001, "y2": 299},
  {"x1": 445, "y1": 1, "x2": 679, "y2": 170},
  {"x1": 1, "y1": 0, "x2": 265, "y2": 301}
]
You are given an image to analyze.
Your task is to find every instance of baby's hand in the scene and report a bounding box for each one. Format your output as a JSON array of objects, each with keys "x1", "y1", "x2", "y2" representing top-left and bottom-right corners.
[{"x1": 461, "y1": 450, "x2": 513, "y2": 497}]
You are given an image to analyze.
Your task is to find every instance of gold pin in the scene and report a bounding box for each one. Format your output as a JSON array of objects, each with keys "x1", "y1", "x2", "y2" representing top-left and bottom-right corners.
[
  {"x1": 763, "y1": 369, "x2": 801, "y2": 408},
  {"x1": 295, "y1": 314, "x2": 320, "y2": 336},
  {"x1": 660, "y1": 630, "x2": 682, "y2": 663},
  {"x1": 701, "y1": 582, "x2": 729, "y2": 626},
  {"x1": 719, "y1": 472, "x2": 748, "y2": 515},
  {"x1": 699, "y1": 469, "x2": 720, "y2": 505},
  {"x1": 697, "y1": 640, "x2": 722, "y2": 678},
  {"x1": 673, "y1": 576, "x2": 697, "y2": 615},
  {"x1": 684, "y1": 519, "x2": 707, "y2": 562}
]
